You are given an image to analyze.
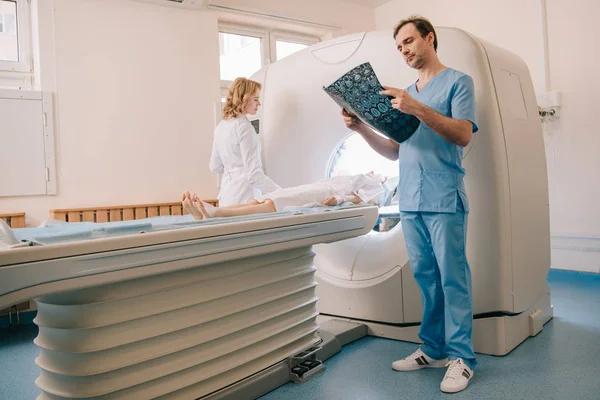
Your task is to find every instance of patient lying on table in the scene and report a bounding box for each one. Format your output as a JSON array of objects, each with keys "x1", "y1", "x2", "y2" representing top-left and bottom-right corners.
[{"x1": 183, "y1": 172, "x2": 386, "y2": 220}]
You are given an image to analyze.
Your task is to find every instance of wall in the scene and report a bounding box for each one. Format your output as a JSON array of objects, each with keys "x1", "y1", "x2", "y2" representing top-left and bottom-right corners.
[
  {"x1": 0, "y1": 0, "x2": 221, "y2": 225},
  {"x1": 375, "y1": 0, "x2": 546, "y2": 94},
  {"x1": 375, "y1": 0, "x2": 600, "y2": 272},
  {"x1": 542, "y1": 0, "x2": 600, "y2": 272},
  {"x1": 0, "y1": 0, "x2": 376, "y2": 226}
]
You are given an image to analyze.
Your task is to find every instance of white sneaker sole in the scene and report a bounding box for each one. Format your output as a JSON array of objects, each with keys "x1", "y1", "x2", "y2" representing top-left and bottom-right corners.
[
  {"x1": 392, "y1": 360, "x2": 448, "y2": 372},
  {"x1": 440, "y1": 381, "x2": 470, "y2": 393}
]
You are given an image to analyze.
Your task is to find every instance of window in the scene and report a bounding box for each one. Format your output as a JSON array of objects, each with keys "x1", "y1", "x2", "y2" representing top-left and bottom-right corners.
[
  {"x1": 0, "y1": 10, "x2": 17, "y2": 36},
  {"x1": 219, "y1": 31, "x2": 264, "y2": 82},
  {"x1": 272, "y1": 32, "x2": 316, "y2": 62},
  {"x1": 0, "y1": 1, "x2": 18, "y2": 62},
  {"x1": 275, "y1": 40, "x2": 309, "y2": 61},
  {"x1": 5, "y1": 13, "x2": 17, "y2": 36},
  {"x1": 218, "y1": 24, "x2": 319, "y2": 90},
  {"x1": 0, "y1": 0, "x2": 32, "y2": 74}
]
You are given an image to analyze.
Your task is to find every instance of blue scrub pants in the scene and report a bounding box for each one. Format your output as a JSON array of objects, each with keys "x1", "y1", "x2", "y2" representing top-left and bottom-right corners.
[{"x1": 400, "y1": 201, "x2": 477, "y2": 370}]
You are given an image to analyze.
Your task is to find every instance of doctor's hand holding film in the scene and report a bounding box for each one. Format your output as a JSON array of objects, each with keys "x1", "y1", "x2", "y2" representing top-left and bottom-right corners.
[{"x1": 341, "y1": 108, "x2": 366, "y2": 133}]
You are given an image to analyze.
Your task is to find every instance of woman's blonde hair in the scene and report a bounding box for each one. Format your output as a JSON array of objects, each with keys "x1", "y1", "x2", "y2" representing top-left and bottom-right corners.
[{"x1": 222, "y1": 77, "x2": 262, "y2": 120}]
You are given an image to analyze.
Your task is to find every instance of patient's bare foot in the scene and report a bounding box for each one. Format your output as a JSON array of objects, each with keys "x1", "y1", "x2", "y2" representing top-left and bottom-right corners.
[
  {"x1": 182, "y1": 198, "x2": 204, "y2": 220},
  {"x1": 182, "y1": 190, "x2": 193, "y2": 203},
  {"x1": 182, "y1": 190, "x2": 200, "y2": 201},
  {"x1": 194, "y1": 199, "x2": 212, "y2": 219}
]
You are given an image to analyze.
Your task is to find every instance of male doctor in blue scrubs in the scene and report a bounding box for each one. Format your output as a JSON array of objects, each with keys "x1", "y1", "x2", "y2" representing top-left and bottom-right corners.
[{"x1": 342, "y1": 15, "x2": 478, "y2": 393}]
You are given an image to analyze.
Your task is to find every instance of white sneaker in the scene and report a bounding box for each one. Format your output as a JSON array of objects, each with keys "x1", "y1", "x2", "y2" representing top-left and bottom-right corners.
[
  {"x1": 440, "y1": 358, "x2": 473, "y2": 393},
  {"x1": 392, "y1": 348, "x2": 449, "y2": 371}
]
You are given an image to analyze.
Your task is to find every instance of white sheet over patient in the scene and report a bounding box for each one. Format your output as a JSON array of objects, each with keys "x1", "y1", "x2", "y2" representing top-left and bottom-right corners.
[{"x1": 254, "y1": 173, "x2": 384, "y2": 212}]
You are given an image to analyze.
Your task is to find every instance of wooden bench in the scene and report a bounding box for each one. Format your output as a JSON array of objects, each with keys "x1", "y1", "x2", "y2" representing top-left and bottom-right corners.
[{"x1": 49, "y1": 200, "x2": 218, "y2": 223}]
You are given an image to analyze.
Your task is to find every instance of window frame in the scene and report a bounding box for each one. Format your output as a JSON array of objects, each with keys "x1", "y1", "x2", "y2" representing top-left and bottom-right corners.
[
  {"x1": 218, "y1": 23, "x2": 319, "y2": 90},
  {"x1": 218, "y1": 23, "x2": 269, "y2": 90},
  {"x1": 270, "y1": 30, "x2": 318, "y2": 62}
]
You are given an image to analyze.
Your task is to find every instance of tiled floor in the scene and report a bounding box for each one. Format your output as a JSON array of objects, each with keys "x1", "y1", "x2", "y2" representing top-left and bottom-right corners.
[
  {"x1": 261, "y1": 269, "x2": 600, "y2": 400},
  {"x1": 1, "y1": 269, "x2": 598, "y2": 400}
]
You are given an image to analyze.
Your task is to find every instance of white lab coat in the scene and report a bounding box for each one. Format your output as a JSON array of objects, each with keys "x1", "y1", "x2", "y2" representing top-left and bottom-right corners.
[{"x1": 209, "y1": 115, "x2": 281, "y2": 206}]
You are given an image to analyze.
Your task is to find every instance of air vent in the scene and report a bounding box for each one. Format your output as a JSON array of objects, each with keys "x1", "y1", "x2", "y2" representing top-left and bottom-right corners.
[{"x1": 129, "y1": 0, "x2": 205, "y2": 9}]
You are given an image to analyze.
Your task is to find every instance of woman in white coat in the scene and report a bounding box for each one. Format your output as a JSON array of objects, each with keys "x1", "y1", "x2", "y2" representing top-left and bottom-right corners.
[{"x1": 210, "y1": 77, "x2": 281, "y2": 206}]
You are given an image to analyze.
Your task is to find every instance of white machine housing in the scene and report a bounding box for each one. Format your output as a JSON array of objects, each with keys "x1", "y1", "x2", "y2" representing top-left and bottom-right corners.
[{"x1": 252, "y1": 27, "x2": 552, "y2": 355}]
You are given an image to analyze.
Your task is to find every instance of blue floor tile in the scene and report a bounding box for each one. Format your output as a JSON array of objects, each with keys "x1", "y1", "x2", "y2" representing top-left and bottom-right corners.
[
  {"x1": 0, "y1": 325, "x2": 41, "y2": 400},
  {"x1": 1, "y1": 269, "x2": 599, "y2": 400}
]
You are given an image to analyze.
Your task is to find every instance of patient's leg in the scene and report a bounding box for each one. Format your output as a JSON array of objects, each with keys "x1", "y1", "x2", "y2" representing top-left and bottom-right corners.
[
  {"x1": 216, "y1": 199, "x2": 261, "y2": 209},
  {"x1": 195, "y1": 199, "x2": 276, "y2": 219}
]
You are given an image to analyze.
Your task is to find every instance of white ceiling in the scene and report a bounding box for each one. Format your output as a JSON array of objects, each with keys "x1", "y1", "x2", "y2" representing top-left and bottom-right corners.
[{"x1": 340, "y1": 0, "x2": 394, "y2": 8}]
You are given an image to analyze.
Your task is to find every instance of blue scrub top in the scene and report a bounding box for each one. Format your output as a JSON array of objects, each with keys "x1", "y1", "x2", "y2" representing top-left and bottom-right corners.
[{"x1": 399, "y1": 68, "x2": 478, "y2": 213}]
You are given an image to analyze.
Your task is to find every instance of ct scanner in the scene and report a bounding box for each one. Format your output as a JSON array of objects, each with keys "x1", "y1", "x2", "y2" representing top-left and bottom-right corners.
[
  {"x1": 0, "y1": 27, "x2": 553, "y2": 399},
  {"x1": 252, "y1": 27, "x2": 553, "y2": 356}
]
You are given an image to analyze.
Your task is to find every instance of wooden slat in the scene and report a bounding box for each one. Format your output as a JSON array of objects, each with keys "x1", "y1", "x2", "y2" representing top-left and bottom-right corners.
[
  {"x1": 96, "y1": 210, "x2": 108, "y2": 223},
  {"x1": 10, "y1": 216, "x2": 25, "y2": 228},
  {"x1": 0, "y1": 212, "x2": 25, "y2": 218},
  {"x1": 172, "y1": 205, "x2": 182, "y2": 215},
  {"x1": 110, "y1": 209, "x2": 121, "y2": 222},
  {"x1": 51, "y1": 212, "x2": 66, "y2": 222},
  {"x1": 159, "y1": 206, "x2": 171, "y2": 216},
  {"x1": 67, "y1": 211, "x2": 81, "y2": 223},
  {"x1": 123, "y1": 208, "x2": 134, "y2": 221},
  {"x1": 135, "y1": 208, "x2": 147, "y2": 220},
  {"x1": 82, "y1": 211, "x2": 95, "y2": 222},
  {"x1": 148, "y1": 207, "x2": 159, "y2": 218}
]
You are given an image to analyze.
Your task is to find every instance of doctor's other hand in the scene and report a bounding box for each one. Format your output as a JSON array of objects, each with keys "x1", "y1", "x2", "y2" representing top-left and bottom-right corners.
[
  {"x1": 341, "y1": 108, "x2": 365, "y2": 132},
  {"x1": 379, "y1": 86, "x2": 422, "y2": 115}
]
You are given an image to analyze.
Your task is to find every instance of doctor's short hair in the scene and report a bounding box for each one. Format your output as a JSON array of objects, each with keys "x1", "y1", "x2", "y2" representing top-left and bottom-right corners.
[
  {"x1": 222, "y1": 77, "x2": 262, "y2": 120},
  {"x1": 393, "y1": 15, "x2": 438, "y2": 52}
]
